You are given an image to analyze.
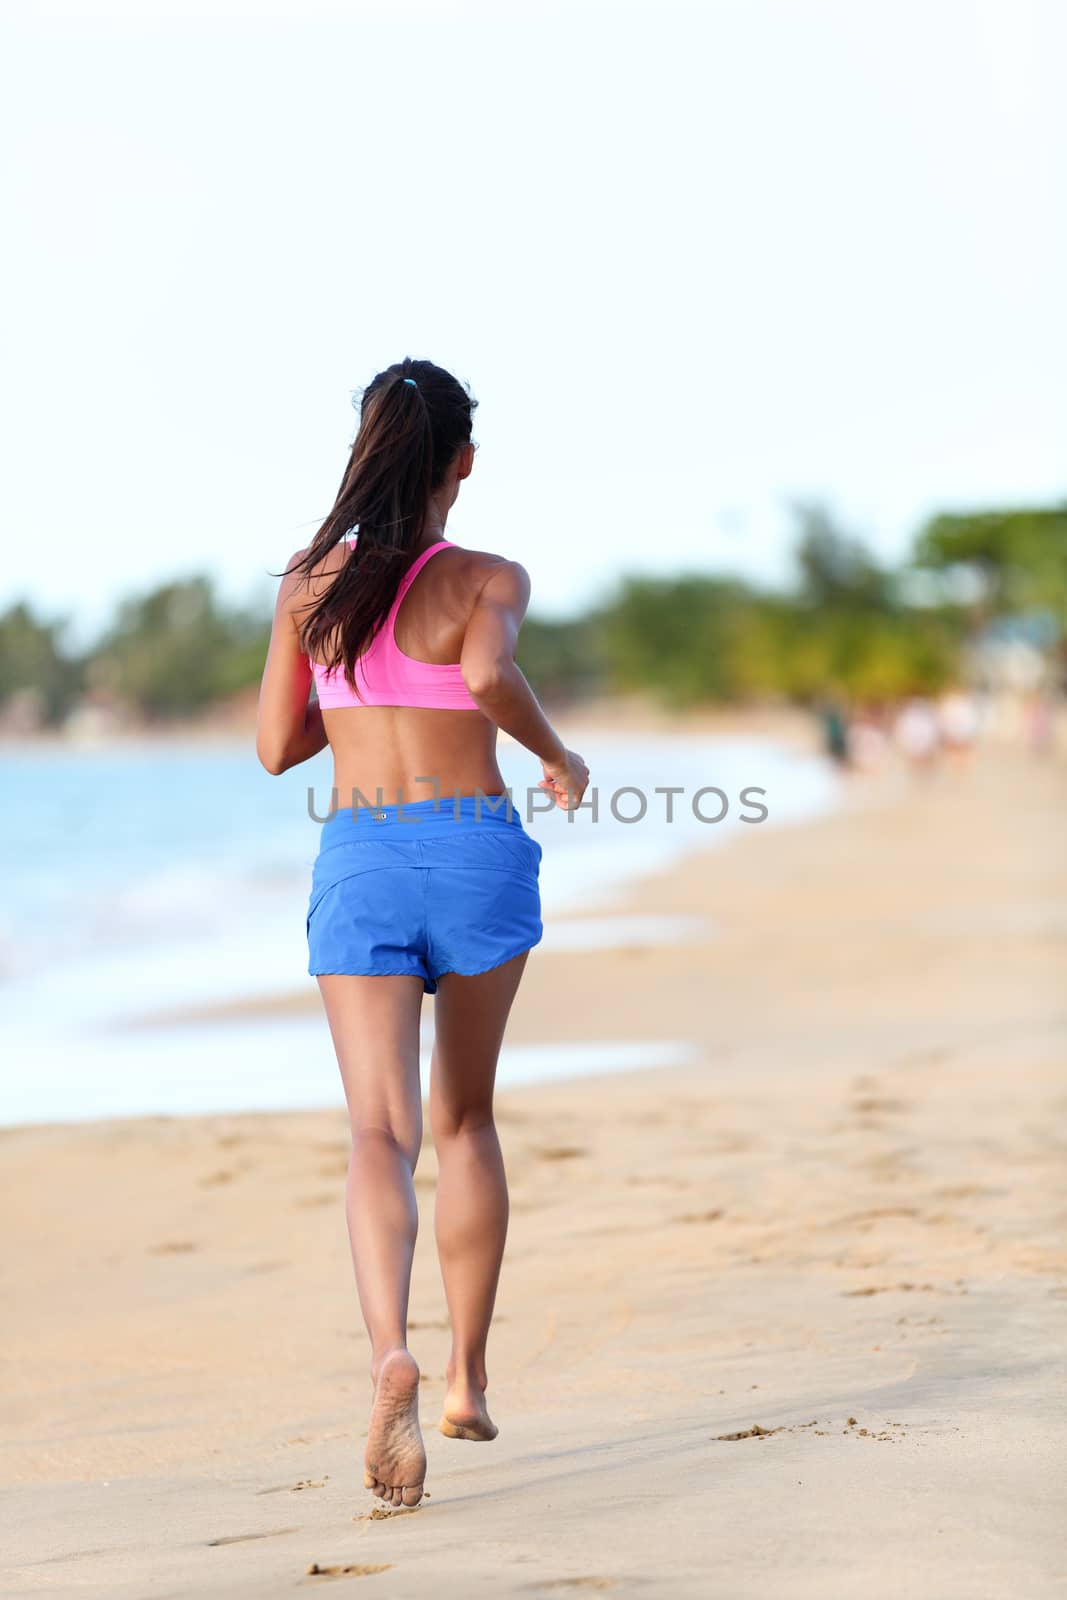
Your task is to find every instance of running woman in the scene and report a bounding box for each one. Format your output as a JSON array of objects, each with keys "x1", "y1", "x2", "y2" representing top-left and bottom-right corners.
[{"x1": 256, "y1": 358, "x2": 589, "y2": 1508}]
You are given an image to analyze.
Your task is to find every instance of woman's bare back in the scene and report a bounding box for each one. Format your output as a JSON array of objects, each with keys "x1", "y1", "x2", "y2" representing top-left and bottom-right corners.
[{"x1": 301, "y1": 540, "x2": 512, "y2": 806}]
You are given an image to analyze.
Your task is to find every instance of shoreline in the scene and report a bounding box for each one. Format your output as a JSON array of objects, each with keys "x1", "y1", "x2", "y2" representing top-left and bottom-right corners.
[{"x1": 0, "y1": 694, "x2": 823, "y2": 752}]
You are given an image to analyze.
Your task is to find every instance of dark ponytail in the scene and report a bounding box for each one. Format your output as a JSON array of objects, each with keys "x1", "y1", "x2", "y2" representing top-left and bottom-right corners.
[{"x1": 291, "y1": 357, "x2": 477, "y2": 689}]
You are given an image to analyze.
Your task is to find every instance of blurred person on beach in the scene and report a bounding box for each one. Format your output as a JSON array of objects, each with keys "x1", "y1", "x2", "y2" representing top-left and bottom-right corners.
[
  {"x1": 847, "y1": 701, "x2": 891, "y2": 775},
  {"x1": 256, "y1": 358, "x2": 589, "y2": 1509},
  {"x1": 818, "y1": 698, "x2": 850, "y2": 768},
  {"x1": 938, "y1": 687, "x2": 980, "y2": 770},
  {"x1": 1024, "y1": 685, "x2": 1057, "y2": 758},
  {"x1": 894, "y1": 695, "x2": 941, "y2": 775}
]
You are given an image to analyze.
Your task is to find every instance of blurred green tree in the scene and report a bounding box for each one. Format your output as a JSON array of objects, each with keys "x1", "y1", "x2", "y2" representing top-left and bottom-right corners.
[
  {"x1": 516, "y1": 613, "x2": 607, "y2": 703},
  {"x1": 0, "y1": 602, "x2": 81, "y2": 724},
  {"x1": 792, "y1": 501, "x2": 893, "y2": 611},
  {"x1": 599, "y1": 575, "x2": 758, "y2": 705},
  {"x1": 88, "y1": 577, "x2": 271, "y2": 719},
  {"x1": 912, "y1": 505, "x2": 1067, "y2": 622}
]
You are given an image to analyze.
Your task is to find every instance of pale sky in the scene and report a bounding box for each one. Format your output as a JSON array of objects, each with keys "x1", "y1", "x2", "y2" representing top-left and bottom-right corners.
[{"x1": 2, "y1": 0, "x2": 1064, "y2": 638}]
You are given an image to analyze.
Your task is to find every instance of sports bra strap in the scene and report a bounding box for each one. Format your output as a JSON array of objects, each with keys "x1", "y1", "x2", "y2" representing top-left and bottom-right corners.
[{"x1": 390, "y1": 540, "x2": 452, "y2": 610}]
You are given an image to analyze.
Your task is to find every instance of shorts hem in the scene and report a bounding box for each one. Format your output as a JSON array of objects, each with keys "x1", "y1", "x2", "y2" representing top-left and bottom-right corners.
[
  {"x1": 308, "y1": 964, "x2": 428, "y2": 982},
  {"x1": 429, "y1": 932, "x2": 543, "y2": 986}
]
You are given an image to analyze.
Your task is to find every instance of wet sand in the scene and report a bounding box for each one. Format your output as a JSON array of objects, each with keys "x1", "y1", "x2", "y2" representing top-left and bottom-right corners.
[{"x1": 2, "y1": 741, "x2": 1064, "y2": 1598}]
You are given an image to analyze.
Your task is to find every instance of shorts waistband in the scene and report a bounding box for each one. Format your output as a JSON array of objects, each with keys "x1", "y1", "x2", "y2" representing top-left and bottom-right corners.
[{"x1": 318, "y1": 792, "x2": 526, "y2": 839}]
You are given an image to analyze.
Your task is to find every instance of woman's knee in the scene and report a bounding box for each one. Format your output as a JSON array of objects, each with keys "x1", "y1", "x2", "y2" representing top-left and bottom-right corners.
[
  {"x1": 350, "y1": 1117, "x2": 422, "y2": 1169},
  {"x1": 430, "y1": 1098, "x2": 496, "y2": 1144}
]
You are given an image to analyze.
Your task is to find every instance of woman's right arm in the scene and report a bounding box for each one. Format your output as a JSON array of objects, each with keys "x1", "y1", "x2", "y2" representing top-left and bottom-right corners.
[
  {"x1": 460, "y1": 560, "x2": 589, "y2": 810},
  {"x1": 255, "y1": 548, "x2": 329, "y2": 775}
]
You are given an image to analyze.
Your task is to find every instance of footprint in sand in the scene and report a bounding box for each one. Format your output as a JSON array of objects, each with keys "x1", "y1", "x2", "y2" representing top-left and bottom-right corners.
[
  {"x1": 198, "y1": 1168, "x2": 236, "y2": 1187},
  {"x1": 842, "y1": 1280, "x2": 953, "y2": 1297},
  {"x1": 531, "y1": 1582, "x2": 618, "y2": 1594},
  {"x1": 713, "y1": 1423, "x2": 783, "y2": 1441},
  {"x1": 206, "y1": 1527, "x2": 298, "y2": 1546},
  {"x1": 318, "y1": 1159, "x2": 351, "y2": 1179},
  {"x1": 354, "y1": 1505, "x2": 428, "y2": 1521},
  {"x1": 850, "y1": 1097, "x2": 909, "y2": 1116},
  {"x1": 842, "y1": 1417, "x2": 899, "y2": 1441},
  {"x1": 307, "y1": 1561, "x2": 393, "y2": 1576},
  {"x1": 712, "y1": 1418, "x2": 902, "y2": 1445},
  {"x1": 840, "y1": 1206, "x2": 921, "y2": 1223},
  {"x1": 257, "y1": 1477, "x2": 329, "y2": 1496}
]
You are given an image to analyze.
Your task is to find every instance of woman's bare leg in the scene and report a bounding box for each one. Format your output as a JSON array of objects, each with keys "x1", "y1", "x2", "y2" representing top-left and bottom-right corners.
[
  {"x1": 317, "y1": 972, "x2": 426, "y2": 1506},
  {"x1": 429, "y1": 951, "x2": 528, "y2": 1440}
]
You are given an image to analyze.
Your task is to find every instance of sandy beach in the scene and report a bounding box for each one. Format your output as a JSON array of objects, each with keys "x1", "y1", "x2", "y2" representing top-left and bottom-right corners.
[{"x1": 2, "y1": 735, "x2": 1064, "y2": 1598}]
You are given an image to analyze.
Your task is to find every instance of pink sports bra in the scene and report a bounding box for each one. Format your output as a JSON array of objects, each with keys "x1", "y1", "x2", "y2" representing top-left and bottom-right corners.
[{"x1": 310, "y1": 538, "x2": 481, "y2": 712}]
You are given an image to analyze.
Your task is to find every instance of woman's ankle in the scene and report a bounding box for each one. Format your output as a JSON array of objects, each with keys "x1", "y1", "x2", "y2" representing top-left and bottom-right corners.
[
  {"x1": 370, "y1": 1341, "x2": 411, "y2": 1383},
  {"x1": 445, "y1": 1356, "x2": 488, "y2": 1393}
]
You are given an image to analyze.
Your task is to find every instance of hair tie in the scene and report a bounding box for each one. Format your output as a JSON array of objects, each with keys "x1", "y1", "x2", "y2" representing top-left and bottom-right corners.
[{"x1": 402, "y1": 377, "x2": 417, "y2": 387}]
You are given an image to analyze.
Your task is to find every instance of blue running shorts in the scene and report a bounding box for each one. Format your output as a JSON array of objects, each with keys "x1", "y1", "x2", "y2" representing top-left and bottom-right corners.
[{"x1": 307, "y1": 794, "x2": 543, "y2": 993}]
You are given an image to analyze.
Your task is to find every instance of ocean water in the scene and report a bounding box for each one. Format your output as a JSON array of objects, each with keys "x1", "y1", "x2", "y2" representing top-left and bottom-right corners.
[{"x1": 0, "y1": 729, "x2": 837, "y2": 1125}]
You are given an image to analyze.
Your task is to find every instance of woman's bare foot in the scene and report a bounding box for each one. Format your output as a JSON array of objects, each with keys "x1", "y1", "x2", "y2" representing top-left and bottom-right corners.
[
  {"x1": 439, "y1": 1370, "x2": 498, "y2": 1441},
  {"x1": 364, "y1": 1349, "x2": 426, "y2": 1506}
]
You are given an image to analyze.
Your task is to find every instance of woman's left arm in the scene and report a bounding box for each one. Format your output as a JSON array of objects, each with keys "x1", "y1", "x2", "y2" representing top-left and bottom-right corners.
[{"x1": 256, "y1": 549, "x2": 330, "y2": 775}]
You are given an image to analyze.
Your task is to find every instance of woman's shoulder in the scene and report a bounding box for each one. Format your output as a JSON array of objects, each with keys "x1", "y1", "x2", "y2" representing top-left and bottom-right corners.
[{"x1": 443, "y1": 542, "x2": 530, "y2": 591}]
